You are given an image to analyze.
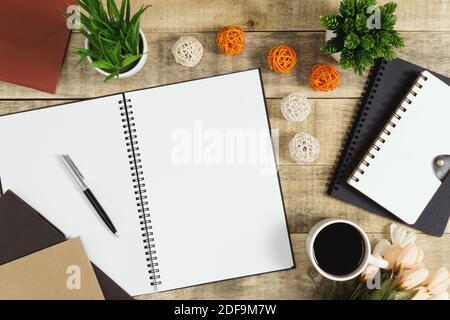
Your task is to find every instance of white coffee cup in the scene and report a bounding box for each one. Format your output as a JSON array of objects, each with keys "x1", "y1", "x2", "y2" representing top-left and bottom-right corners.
[{"x1": 306, "y1": 218, "x2": 388, "y2": 281}]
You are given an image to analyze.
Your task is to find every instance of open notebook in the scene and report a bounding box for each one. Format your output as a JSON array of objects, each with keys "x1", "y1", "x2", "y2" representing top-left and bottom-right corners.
[
  {"x1": 0, "y1": 70, "x2": 294, "y2": 296},
  {"x1": 348, "y1": 71, "x2": 450, "y2": 225}
]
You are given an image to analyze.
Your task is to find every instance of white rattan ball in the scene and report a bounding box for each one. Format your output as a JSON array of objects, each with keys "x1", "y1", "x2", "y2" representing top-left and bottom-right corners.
[
  {"x1": 289, "y1": 132, "x2": 320, "y2": 163},
  {"x1": 172, "y1": 36, "x2": 204, "y2": 67},
  {"x1": 281, "y1": 92, "x2": 311, "y2": 121}
]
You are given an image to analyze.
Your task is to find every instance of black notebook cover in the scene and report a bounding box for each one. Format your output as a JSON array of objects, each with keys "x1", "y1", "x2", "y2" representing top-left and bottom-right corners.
[
  {"x1": 0, "y1": 190, "x2": 133, "y2": 300},
  {"x1": 328, "y1": 58, "x2": 450, "y2": 236}
]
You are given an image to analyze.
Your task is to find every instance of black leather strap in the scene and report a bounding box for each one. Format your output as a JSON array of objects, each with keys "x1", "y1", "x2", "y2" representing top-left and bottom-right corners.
[
  {"x1": 433, "y1": 155, "x2": 450, "y2": 181},
  {"x1": 417, "y1": 173, "x2": 450, "y2": 236}
]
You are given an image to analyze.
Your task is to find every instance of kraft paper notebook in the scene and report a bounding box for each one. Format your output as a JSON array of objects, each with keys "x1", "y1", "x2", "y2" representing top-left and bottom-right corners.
[
  {"x1": 0, "y1": 190, "x2": 132, "y2": 300},
  {"x1": 0, "y1": 70, "x2": 294, "y2": 296},
  {"x1": 0, "y1": 0, "x2": 73, "y2": 93},
  {"x1": 348, "y1": 71, "x2": 450, "y2": 225},
  {"x1": 0, "y1": 238, "x2": 104, "y2": 300},
  {"x1": 328, "y1": 58, "x2": 450, "y2": 236}
]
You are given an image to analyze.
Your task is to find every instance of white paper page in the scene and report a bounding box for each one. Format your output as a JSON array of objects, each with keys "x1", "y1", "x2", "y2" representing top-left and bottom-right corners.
[
  {"x1": 349, "y1": 72, "x2": 450, "y2": 224},
  {"x1": 126, "y1": 70, "x2": 294, "y2": 292},
  {"x1": 0, "y1": 96, "x2": 154, "y2": 295}
]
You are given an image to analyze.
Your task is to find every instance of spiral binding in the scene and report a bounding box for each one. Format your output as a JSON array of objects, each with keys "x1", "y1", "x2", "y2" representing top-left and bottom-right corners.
[
  {"x1": 119, "y1": 96, "x2": 161, "y2": 287},
  {"x1": 348, "y1": 73, "x2": 429, "y2": 183},
  {"x1": 327, "y1": 59, "x2": 389, "y2": 194}
]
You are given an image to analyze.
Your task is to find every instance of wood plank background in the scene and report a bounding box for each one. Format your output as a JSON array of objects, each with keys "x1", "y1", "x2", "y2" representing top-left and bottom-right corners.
[{"x1": 0, "y1": 0, "x2": 448, "y2": 299}]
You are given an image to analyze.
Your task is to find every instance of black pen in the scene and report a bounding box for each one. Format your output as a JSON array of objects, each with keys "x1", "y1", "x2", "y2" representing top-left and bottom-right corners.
[{"x1": 60, "y1": 154, "x2": 118, "y2": 237}]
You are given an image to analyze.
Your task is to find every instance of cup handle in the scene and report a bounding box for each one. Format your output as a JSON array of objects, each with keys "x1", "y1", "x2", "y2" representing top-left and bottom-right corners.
[{"x1": 368, "y1": 254, "x2": 389, "y2": 269}]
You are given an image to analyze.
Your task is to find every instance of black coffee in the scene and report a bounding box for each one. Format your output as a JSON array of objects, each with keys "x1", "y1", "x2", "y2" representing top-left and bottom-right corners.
[{"x1": 313, "y1": 223, "x2": 366, "y2": 276}]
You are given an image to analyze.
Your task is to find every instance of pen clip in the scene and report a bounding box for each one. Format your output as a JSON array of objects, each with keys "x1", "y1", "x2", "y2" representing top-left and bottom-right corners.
[
  {"x1": 62, "y1": 154, "x2": 84, "y2": 180},
  {"x1": 61, "y1": 154, "x2": 87, "y2": 190}
]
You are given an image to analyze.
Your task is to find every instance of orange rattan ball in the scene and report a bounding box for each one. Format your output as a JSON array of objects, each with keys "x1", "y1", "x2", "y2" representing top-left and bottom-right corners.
[
  {"x1": 216, "y1": 26, "x2": 245, "y2": 57},
  {"x1": 267, "y1": 45, "x2": 298, "y2": 74},
  {"x1": 310, "y1": 64, "x2": 340, "y2": 92}
]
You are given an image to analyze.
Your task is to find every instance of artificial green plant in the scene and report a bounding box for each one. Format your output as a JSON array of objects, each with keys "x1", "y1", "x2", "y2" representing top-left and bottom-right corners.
[
  {"x1": 320, "y1": 0, "x2": 404, "y2": 75},
  {"x1": 74, "y1": 0, "x2": 150, "y2": 81}
]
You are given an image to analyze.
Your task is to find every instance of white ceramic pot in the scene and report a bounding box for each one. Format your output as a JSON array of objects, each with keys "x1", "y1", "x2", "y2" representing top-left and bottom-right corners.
[
  {"x1": 85, "y1": 29, "x2": 148, "y2": 79},
  {"x1": 325, "y1": 29, "x2": 341, "y2": 62}
]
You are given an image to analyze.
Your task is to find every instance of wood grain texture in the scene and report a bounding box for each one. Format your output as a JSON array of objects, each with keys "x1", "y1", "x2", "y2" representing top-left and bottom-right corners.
[
  {"x1": 279, "y1": 165, "x2": 450, "y2": 234},
  {"x1": 0, "y1": 32, "x2": 449, "y2": 99},
  {"x1": 1, "y1": 0, "x2": 449, "y2": 300},
  {"x1": 0, "y1": 100, "x2": 69, "y2": 115},
  {"x1": 268, "y1": 98, "x2": 357, "y2": 166},
  {"x1": 0, "y1": 100, "x2": 448, "y2": 234},
  {"x1": 136, "y1": 233, "x2": 450, "y2": 300},
  {"x1": 0, "y1": 98, "x2": 357, "y2": 166},
  {"x1": 122, "y1": 0, "x2": 450, "y2": 32}
]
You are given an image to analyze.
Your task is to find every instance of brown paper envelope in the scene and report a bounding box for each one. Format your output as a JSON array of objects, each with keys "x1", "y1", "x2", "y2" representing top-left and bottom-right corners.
[
  {"x1": 0, "y1": 190, "x2": 132, "y2": 300},
  {"x1": 0, "y1": 237, "x2": 104, "y2": 300}
]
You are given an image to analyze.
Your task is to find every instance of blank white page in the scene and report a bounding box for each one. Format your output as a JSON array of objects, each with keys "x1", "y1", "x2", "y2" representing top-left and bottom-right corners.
[
  {"x1": 126, "y1": 70, "x2": 294, "y2": 292},
  {"x1": 349, "y1": 71, "x2": 450, "y2": 224},
  {"x1": 0, "y1": 96, "x2": 153, "y2": 296}
]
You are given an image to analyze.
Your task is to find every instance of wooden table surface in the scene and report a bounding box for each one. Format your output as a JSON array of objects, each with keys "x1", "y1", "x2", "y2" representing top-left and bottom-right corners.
[{"x1": 1, "y1": 0, "x2": 449, "y2": 300}]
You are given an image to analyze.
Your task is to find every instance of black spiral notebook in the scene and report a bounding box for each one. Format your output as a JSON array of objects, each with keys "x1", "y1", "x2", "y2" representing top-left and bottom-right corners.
[{"x1": 328, "y1": 58, "x2": 450, "y2": 236}]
